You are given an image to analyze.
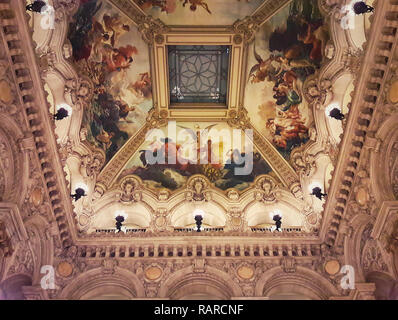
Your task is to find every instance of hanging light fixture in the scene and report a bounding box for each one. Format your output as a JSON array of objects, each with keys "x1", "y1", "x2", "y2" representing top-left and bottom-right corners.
[
  {"x1": 353, "y1": 1, "x2": 374, "y2": 15},
  {"x1": 26, "y1": 1, "x2": 47, "y2": 13}
]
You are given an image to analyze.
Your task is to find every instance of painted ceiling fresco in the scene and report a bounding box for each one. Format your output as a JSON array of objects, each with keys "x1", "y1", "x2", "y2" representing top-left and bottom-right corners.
[
  {"x1": 134, "y1": 0, "x2": 264, "y2": 25},
  {"x1": 68, "y1": 0, "x2": 153, "y2": 161},
  {"x1": 117, "y1": 122, "x2": 278, "y2": 191},
  {"x1": 244, "y1": 0, "x2": 329, "y2": 161}
]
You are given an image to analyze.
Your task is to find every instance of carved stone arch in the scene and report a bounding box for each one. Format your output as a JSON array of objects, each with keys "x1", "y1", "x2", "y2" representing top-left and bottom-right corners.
[
  {"x1": 371, "y1": 114, "x2": 398, "y2": 202},
  {"x1": 59, "y1": 267, "x2": 145, "y2": 299},
  {"x1": 158, "y1": 266, "x2": 242, "y2": 299},
  {"x1": 242, "y1": 178, "x2": 305, "y2": 228},
  {"x1": 365, "y1": 271, "x2": 398, "y2": 300},
  {"x1": 0, "y1": 274, "x2": 32, "y2": 300},
  {"x1": 255, "y1": 266, "x2": 339, "y2": 299}
]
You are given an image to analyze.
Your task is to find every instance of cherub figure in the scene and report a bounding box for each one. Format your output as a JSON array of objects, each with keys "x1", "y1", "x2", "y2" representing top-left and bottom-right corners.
[
  {"x1": 103, "y1": 14, "x2": 130, "y2": 47},
  {"x1": 181, "y1": 0, "x2": 211, "y2": 14}
]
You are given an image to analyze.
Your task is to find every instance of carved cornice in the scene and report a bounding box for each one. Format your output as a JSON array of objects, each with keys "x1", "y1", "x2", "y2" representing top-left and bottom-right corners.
[
  {"x1": 0, "y1": 0, "x2": 77, "y2": 246},
  {"x1": 321, "y1": 0, "x2": 397, "y2": 246}
]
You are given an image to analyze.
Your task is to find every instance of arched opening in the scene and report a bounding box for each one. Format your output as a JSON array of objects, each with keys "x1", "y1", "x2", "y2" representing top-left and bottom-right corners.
[
  {"x1": 266, "y1": 284, "x2": 319, "y2": 300},
  {"x1": 79, "y1": 285, "x2": 134, "y2": 300},
  {"x1": 246, "y1": 201, "x2": 303, "y2": 229},
  {"x1": 170, "y1": 202, "x2": 226, "y2": 229},
  {"x1": 167, "y1": 278, "x2": 232, "y2": 300},
  {"x1": 90, "y1": 202, "x2": 152, "y2": 232},
  {"x1": 366, "y1": 271, "x2": 398, "y2": 300},
  {"x1": 0, "y1": 275, "x2": 32, "y2": 300},
  {"x1": 258, "y1": 267, "x2": 338, "y2": 300}
]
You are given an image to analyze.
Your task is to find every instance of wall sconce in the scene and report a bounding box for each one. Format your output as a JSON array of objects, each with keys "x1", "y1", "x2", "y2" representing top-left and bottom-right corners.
[
  {"x1": 193, "y1": 209, "x2": 205, "y2": 232},
  {"x1": 269, "y1": 210, "x2": 282, "y2": 232},
  {"x1": 311, "y1": 187, "x2": 327, "y2": 200},
  {"x1": 115, "y1": 211, "x2": 128, "y2": 233},
  {"x1": 54, "y1": 104, "x2": 72, "y2": 121},
  {"x1": 353, "y1": 2, "x2": 374, "y2": 15},
  {"x1": 328, "y1": 108, "x2": 345, "y2": 121},
  {"x1": 70, "y1": 183, "x2": 88, "y2": 202}
]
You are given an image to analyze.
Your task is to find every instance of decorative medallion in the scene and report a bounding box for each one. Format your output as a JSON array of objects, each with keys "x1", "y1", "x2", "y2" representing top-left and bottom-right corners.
[
  {"x1": 145, "y1": 266, "x2": 163, "y2": 280},
  {"x1": 324, "y1": 260, "x2": 340, "y2": 275},
  {"x1": 57, "y1": 261, "x2": 74, "y2": 278},
  {"x1": 237, "y1": 265, "x2": 254, "y2": 280}
]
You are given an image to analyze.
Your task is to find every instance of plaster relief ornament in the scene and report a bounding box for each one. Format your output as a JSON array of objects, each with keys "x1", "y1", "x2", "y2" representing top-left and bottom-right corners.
[
  {"x1": 226, "y1": 208, "x2": 246, "y2": 232},
  {"x1": 384, "y1": 220, "x2": 398, "y2": 254},
  {"x1": 80, "y1": 153, "x2": 104, "y2": 178},
  {"x1": 102, "y1": 259, "x2": 118, "y2": 275},
  {"x1": 7, "y1": 245, "x2": 34, "y2": 276},
  {"x1": 186, "y1": 177, "x2": 210, "y2": 202},
  {"x1": 227, "y1": 189, "x2": 240, "y2": 201},
  {"x1": 303, "y1": 204, "x2": 322, "y2": 233},
  {"x1": 362, "y1": 240, "x2": 389, "y2": 274},
  {"x1": 65, "y1": 77, "x2": 93, "y2": 105},
  {"x1": 352, "y1": 170, "x2": 374, "y2": 212},
  {"x1": 157, "y1": 190, "x2": 170, "y2": 201},
  {"x1": 324, "y1": 41, "x2": 335, "y2": 60},
  {"x1": 255, "y1": 177, "x2": 277, "y2": 204},
  {"x1": 237, "y1": 264, "x2": 255, "y2": 280},
  {"x1": 304, "y1": 78, "x2": 332, "y2": 109},
  {"x1": 291, "y1": 150, "x2": 316, "y2": 177},
  {"x1": 0, "y1": 221, "x2": 13, "y2": 258},
  {"x1": 120, "y1": 178, "x2": 140, "y2": 203},
  {"x1": 281, "y1": 257, "x2": 297, "y2": 273},
  {"x1": 151, "y1": 209, "x2": 171, "y2": 232},
  {"x1": 144, "y1": 265, "x2": 163, "y2": 281}
]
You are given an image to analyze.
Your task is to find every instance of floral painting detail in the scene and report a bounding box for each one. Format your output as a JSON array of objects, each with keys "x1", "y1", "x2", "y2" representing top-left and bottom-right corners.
[
  {"x1": 67, "y1": 0, "x2": 153, "y2": 161},
  {"x1": 118, "y1": 123, "x2": 277, "y2": 191},
  {"x1": 245, "y1": 0, "x2": 329, "y2": 160},
  {"x1": 135, "y1": 0, "x2": 263, "y2": 25}
]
